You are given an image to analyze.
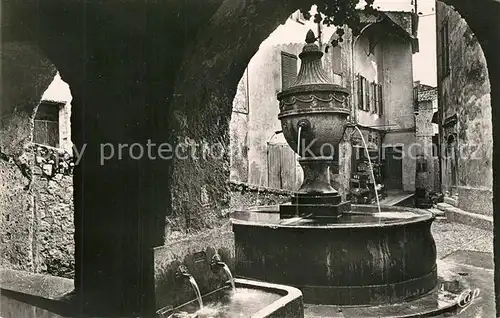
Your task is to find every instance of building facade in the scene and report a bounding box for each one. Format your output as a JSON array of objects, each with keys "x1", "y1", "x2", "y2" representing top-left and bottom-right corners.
[
  {"x1": 230, "y1": 9, "x2": 420, "y2": 199},
  {"x1": 414, "y1": 82, "x2": 439, "y2": 194},
  {"x1": 350, "y1": 11, "x2": 419, "y2": 196},
  {"x1": 229, "y1": 9, "x2": 336, "y2": 192},
  {"x1": 436, "y1": 2, "x2": 493, "y2": 216}
]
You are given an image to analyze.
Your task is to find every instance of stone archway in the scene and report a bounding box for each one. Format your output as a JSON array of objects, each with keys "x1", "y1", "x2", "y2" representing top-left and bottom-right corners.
[{"x1": 2, "y1": 0, "x2": 500, "y2": 315}]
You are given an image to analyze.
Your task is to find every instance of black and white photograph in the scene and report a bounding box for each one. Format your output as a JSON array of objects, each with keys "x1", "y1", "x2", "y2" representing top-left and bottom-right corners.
[{"x1": 1, "y1": 0, "x2": 499, "y2": 317}]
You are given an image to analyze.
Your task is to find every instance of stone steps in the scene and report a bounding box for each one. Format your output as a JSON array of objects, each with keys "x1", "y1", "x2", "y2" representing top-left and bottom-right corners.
[{"x1": 436, "y1": 203, "x2": 493, "y2": 231}]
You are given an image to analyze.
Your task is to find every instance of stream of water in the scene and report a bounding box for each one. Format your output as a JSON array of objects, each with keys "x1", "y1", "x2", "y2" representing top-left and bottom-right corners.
[
  {"x1": 352, "y1": 125, "x2": 381, "y2": 214},
  {"x1": 222, "y1": 264, "x2": 236, "y2": 291},
  {"x1": 296, "y1": 126, "x2": 303, "y2": 209},
  {"x1": 188, "y1": 276, "x2": 203, "y2": 310}
]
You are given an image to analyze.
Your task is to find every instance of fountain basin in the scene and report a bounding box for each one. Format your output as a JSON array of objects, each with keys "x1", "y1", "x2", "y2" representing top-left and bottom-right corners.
[
  {"x1": 232, "y1": 205, "x2": 437, "y2": 306},
  {"x1": 157, "y1": 278, "x2": 303, "y2": 318}
]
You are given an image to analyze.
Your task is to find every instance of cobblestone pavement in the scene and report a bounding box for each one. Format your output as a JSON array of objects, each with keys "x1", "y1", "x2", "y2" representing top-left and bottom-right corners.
[{"x1": 431, "y1": 218, "x2": 493, "y2": 260}]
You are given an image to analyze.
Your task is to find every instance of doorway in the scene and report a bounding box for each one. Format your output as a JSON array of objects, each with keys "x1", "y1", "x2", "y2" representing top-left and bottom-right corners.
[{"x1": 384, "y1": 146, "x2": 403, "y2": 190}]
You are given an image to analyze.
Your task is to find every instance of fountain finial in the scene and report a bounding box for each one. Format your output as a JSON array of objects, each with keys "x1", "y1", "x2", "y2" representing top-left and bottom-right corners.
[{"x1": 305, "y1": 29, "x2": 316, "y2": 44}]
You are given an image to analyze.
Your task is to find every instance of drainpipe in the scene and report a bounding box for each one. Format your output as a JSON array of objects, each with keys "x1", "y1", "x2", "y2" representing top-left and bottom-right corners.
[
  {"x1": 317, "y1": 21, "x2": 323, "y2": 49},
  {"x1": 351, "y1": 22, "x2": 377, "y2": 124},
  {"x1": 437, "y1": 99, "x2": 443, "y2": 193}
]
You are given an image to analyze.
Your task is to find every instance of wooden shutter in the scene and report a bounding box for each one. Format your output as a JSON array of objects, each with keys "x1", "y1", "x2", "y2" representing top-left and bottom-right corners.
[
  {"x1": 373, "y1": 82, "x2": 378, "y2": 114},
  {"x1": 357, "y1": 75, "x2": 364, "y2": 110},
  {"x1": 413, "y1": 86, "x2": 419, "y2": 112},
  {"x1": 378, "y1": 84, "x2": 383, "y2": 115},
  {"x1": 34, "y1": 102, "x2": 60, "y2": 148},
  {"x1": 370, "y1": 82, "x2": 376, "y2": 113},
  {"x1": 281, "y1": 52, "x2": 298, "y2": 90},
  {"x1": 364, "y1": 77, "x2": 370, "y2": 111}
]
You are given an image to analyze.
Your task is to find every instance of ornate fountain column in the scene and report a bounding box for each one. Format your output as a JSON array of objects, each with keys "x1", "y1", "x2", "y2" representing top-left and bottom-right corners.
[{"x1": 277, "y1": 30, "x2": 351, "y2": 219}]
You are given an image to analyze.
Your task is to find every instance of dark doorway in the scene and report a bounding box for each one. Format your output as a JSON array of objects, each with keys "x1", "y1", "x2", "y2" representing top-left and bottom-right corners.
[{"x1": 384, "y1": 146, "x2": 403, "y2": 190}]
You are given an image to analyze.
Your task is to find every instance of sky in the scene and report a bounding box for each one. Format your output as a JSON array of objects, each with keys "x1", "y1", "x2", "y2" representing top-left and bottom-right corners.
[{"x1": 42, "y1": 72, "x2": 72, "y2": 103}]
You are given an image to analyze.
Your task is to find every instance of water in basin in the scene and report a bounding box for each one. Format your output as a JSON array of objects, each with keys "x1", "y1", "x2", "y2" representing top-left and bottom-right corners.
[
  {"x1": 165, "y1": 288, "x2": 281, "y2": 318},
  {"x1": 231, "y1": 205, "x2": 432, "y2": 228}
]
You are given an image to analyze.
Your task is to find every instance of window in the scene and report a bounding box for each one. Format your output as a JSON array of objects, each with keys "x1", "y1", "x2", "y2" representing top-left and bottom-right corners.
[
  {"x1": 377, "y1": 84, "x2": 383, "y2": 115},
  {"x1": 432, "y1": 135, "x2": 439, "y2": 157},
  {"x1": 371, "y1": 82, "x2": 378, "y2": 113},
  {"x1": 357, "y1": 74, "x2": 365, "y2": 110},
  {"x1": 364, "y1": 77, "x2": 370, "y2": 112},
  {"x1": 439, "y1": 20, "x2": 450, "y2": 78},
  {"x1": 332, "y1": 45, "x2": 342, "y2": 78},
  {"x1": 34, "y1": 101, "x2": 61, "y2": 148},
  {"x1": 357, "y1": 75, "x2": 379, "y2": 113},
  {"x1": 372, "y1": 82, "x2": 378, "y2": 114},
  {"x1": 281, "y1": 52, "x2": 298, "y2": 90},
  {"x1": 413, "y1": 86, "x2": 419, "y2": 112}
]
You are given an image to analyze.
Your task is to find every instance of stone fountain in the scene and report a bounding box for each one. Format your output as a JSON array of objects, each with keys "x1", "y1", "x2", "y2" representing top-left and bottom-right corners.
[
  {"x1": 277, "y1": 30, "x2": 351, "y2": 220},
  {"x1": 231, "y1": 30, "x2": 438, "y2": 307}
]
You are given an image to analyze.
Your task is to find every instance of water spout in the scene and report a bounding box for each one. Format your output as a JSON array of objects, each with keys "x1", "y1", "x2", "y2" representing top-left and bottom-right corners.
[
  {"x1": 351, "y1": 125, "x2": 381, "y2": 214},
  {"x1": 176, "y1": 265, "x2": 203, "y2": 310},
  {"x1": 211, "y1": 254, "x2": 236, "y2": 291},
  {"x1": 222, "y1": 264, "x2": 236, "y2": 291},
  {"x1": 296, "y1": 125, "x2": 303, "y2": 211}
]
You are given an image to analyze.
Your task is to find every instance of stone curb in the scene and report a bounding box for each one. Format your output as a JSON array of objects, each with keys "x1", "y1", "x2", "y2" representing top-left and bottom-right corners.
[
  {"x1": 437, "y1": 203, "x2": 493, "y2": 231},
  {"x1": 0, "y1": 268, "x2": 74, "y2": 300}
]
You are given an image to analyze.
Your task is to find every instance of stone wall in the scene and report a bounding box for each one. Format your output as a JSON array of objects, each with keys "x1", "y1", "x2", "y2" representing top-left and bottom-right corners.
[
  {"x1": 436, "y1": 3, "x2": 493, "y2": 216},
  {"x1": 1, "y1": 42, "x2": 74, "y2": 277},
  {"x1": 415, "y1": 99, "x2": 439, "y2": 192},
  {"x1": 154, "y1": 224, "x2": 235, "y2": 311},
  {"x1": 1, "y1": 144, "x2": 75, "y2": 278},
  {"x1": 154, "y1": 182, "x2": 291, "y2": 311}
]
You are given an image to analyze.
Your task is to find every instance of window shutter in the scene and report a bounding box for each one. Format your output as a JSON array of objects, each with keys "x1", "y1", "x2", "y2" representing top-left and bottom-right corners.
[
  {"x1": 34, "y1": 102, "x2": 60, "y2": 148},
  {"x1": 378, "y1": 84, "x2": 383, "y2": 115},
  {"x1": 371, "y1": 81, "x2": 374, "y2": 111},
  {"x1": 364, "y1": 77, "x2": 370, "y2": 111},
  {"x1": 373, "y1": 82, "x2": 378, "y2": 114},
  {"x1": 281, "y1": 52, "x2": 298, "y2": 90},
  {"x1": 357, "y1": 75, "x2": 364, "y2": 110}
]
